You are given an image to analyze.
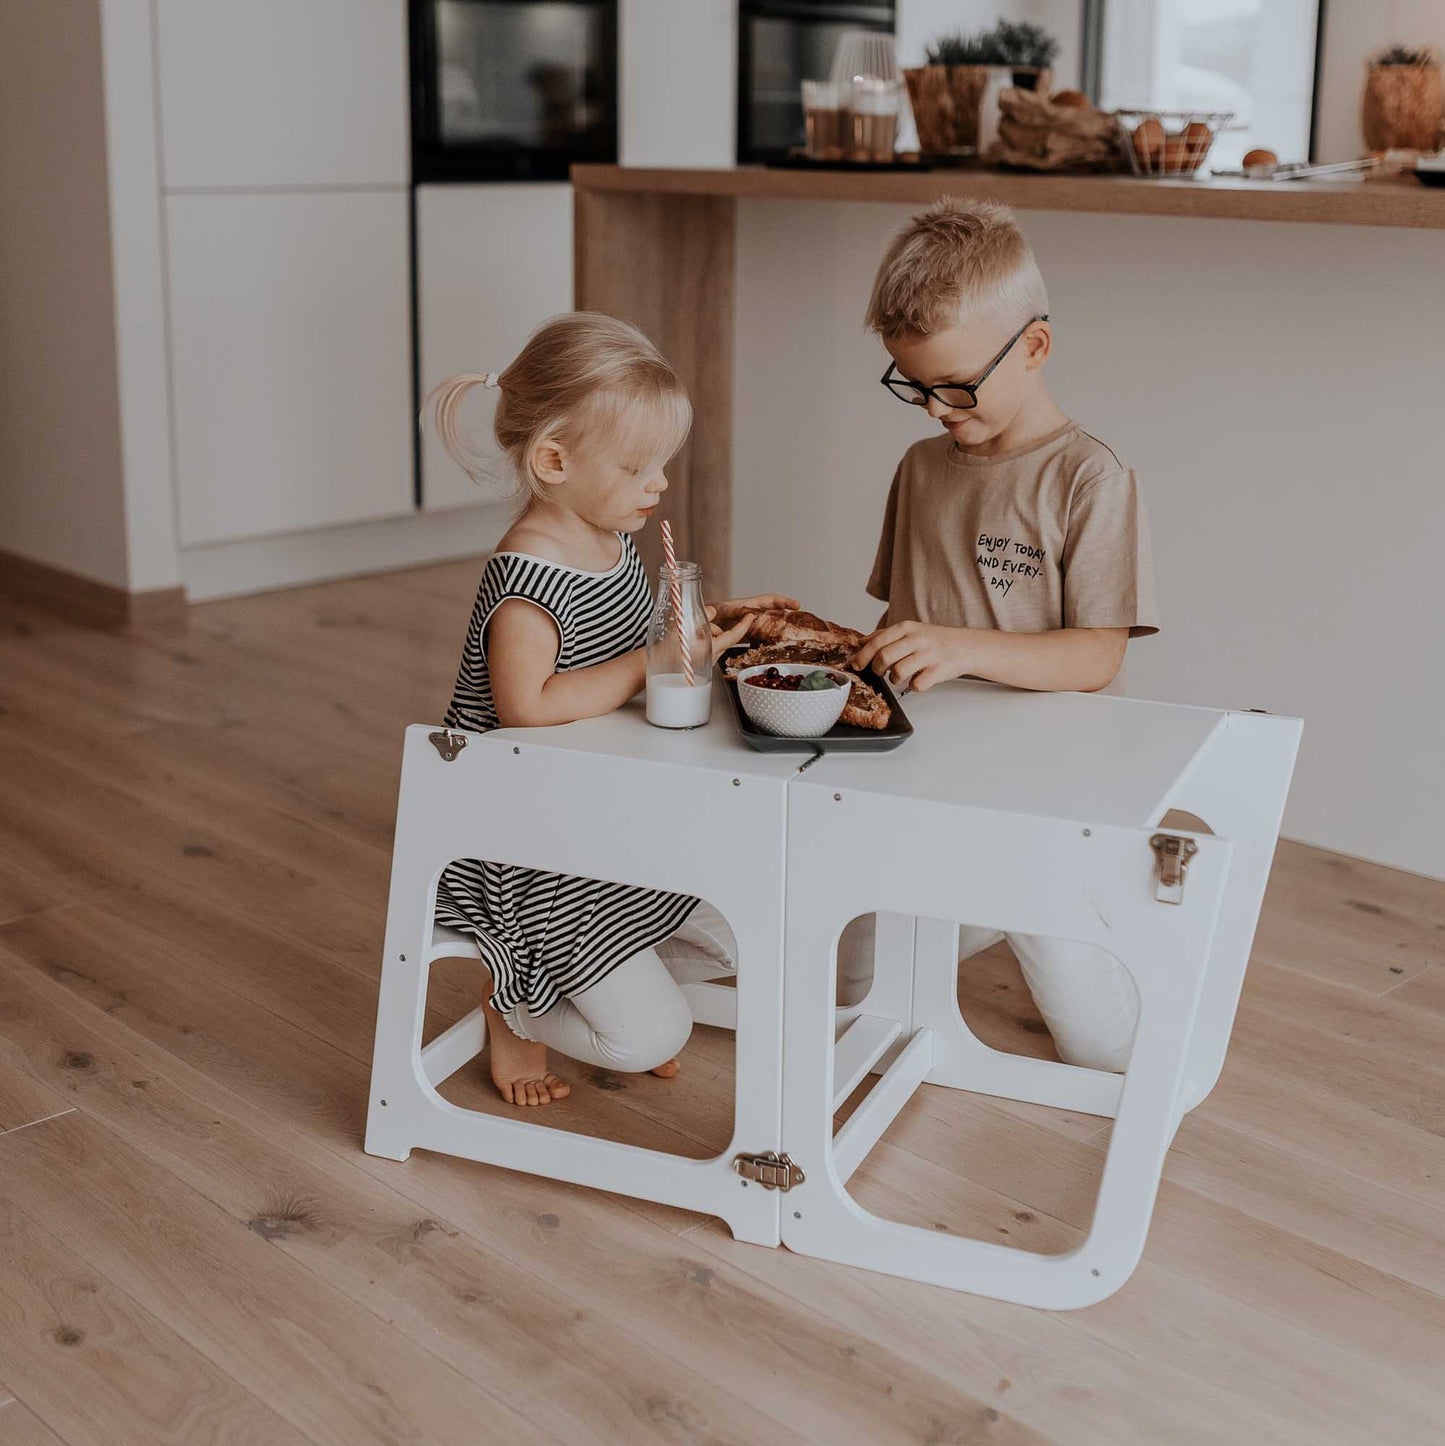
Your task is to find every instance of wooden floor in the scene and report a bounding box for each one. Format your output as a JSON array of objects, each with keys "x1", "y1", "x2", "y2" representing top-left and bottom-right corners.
[{"x1": 0, "y1": 561, "x2": 1442, "y2": 1445}]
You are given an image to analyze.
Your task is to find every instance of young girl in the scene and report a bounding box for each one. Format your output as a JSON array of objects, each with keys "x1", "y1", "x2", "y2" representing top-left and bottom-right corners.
[{"x1": 430, "y1": 312, "x2": 797, "y2": 1107}]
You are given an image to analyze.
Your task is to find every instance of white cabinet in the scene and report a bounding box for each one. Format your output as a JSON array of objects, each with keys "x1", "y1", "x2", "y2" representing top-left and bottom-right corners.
[
  {"x1": 416, "y1": 184, "x2": 573, "y2": 513},
  {"x1": 166, "y1": 189, "x2": 413, "y2": 547},
  {"x1": 155, "y1": 0, "x2": 408, "y2": 189},
  {"x1": 620, "y1": 0, "x2": 735, "y2": 167}
]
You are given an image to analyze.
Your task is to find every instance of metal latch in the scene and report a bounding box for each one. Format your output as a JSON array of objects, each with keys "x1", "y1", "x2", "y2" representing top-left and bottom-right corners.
[
  {"x1": 428, "y1": 729, "x2": 468, "y2": 762},
  {"x1": 733, "y1": 1151, "x2": 805, "y2": 1191},
  {"x1": 1150, "y1": 833, "x2": 1198, "y2": 904}
]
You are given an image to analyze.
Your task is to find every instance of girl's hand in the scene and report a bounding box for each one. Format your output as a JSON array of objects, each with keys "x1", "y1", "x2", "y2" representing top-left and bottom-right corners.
[
  {"x1": 707, "y1": 594, "x2": 800, "y2": 626},
  {"x1": 709, "y1": 613, "x2": 754, "y2": 663},
  {"x1": 850, "y1": 621, "x2": 973, "y2": 694}
]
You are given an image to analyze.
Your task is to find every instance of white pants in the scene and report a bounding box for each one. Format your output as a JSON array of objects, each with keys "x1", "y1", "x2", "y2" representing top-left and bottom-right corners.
[
  {"x1": 504, "y1": 904, "x2": 739, "y2": 1073},
  {"x1": 837, "y1": 914, "x2": 1138, "y2": 1073},
  {"x1": 507, "y1": 946, "x2": 697, "y2": 1073}
]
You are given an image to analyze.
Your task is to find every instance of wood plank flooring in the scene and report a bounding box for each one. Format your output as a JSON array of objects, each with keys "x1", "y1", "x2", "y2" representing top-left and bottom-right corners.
[{"x1": 0, "y1": 564, "x2": 1441, "y2": 1444}]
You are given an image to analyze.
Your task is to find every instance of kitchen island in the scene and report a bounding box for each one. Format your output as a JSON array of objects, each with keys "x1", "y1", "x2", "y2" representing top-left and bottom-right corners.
[{"x1": 572, "y1": 162, "x2": 1445, "y2": 879}]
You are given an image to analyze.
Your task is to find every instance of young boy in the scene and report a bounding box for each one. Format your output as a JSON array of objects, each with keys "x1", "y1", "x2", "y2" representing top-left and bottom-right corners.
[{"x1": 843, "y1": 198, "x2": 1158, "y2": 1072}]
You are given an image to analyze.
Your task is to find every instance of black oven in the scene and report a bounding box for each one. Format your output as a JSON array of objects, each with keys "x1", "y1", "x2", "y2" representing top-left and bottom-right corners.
[
  {"x1": 738, "y1": 0, "x2": 896, "y2": 163},
  {"x1": 411, "y1": 0, "x2": 618, "y2": 181}
]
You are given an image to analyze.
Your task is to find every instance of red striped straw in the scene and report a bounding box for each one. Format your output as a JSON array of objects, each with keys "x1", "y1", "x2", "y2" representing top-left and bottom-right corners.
[{"x1": 660, "y1": 519, "x2": 693, "y2": 686}]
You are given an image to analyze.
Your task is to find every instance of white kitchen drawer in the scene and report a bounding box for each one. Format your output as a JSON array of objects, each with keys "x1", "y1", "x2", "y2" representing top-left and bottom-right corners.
[
  {"x1": 155, "y1": 0, "x2": 408, "y2": 189},
  {"x1": 416, "y1": 184, "x2": 574, "y2": 513},
  {"x1": 166, "y1": 189, "x2": 413, "y2": 547}
]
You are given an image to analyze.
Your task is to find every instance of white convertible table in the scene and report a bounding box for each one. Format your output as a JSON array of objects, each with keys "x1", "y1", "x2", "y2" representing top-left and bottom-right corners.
[{"x1": 367, "y1": 681, "x2": 1300, "y2": 1308}]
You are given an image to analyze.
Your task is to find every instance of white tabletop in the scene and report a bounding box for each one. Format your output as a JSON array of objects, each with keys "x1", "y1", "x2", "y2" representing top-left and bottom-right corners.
[
  {"x1": 799, "y1": 682, "x2": 1227, "y2": 829},
  {"x1": 498, "y1": 680, "x2": 1228, "y2": 828}
]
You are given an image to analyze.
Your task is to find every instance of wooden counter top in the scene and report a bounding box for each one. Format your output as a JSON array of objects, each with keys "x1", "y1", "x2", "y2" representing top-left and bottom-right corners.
[{"x1": 573, "y1": 164, "x2": 1445, "y2": 230}]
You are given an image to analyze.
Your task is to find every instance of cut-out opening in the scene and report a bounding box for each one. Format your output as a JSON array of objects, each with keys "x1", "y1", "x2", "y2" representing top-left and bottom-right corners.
[
  {"x1": 830, "y1": 911, "x2": 1134, "y2": 1256},
  {"x1": 423, "y1": 868, "x2": 739, "y2": 1161},
  {"x1": 834, "y1": 912, "x2": 1140, "y2": 1070}
]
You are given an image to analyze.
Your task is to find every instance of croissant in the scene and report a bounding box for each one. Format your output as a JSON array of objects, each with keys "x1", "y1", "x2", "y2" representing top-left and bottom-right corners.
[{"x1": 743, "y1": 608, "x2": 867, "y2": 652}]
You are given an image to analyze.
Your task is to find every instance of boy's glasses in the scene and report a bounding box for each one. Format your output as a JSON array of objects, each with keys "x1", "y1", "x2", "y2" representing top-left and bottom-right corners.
[{"x1": 880, "y1": 315, "x2": 1049, "y2": 410}]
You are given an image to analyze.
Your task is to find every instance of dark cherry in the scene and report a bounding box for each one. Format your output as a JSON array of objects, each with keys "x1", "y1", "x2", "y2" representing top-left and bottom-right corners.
[{"x1": 746, "y1": 667, "x2": 807, "y2": 692}]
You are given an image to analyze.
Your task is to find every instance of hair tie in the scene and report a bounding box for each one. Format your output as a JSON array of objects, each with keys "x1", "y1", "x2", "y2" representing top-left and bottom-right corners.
[{"x1": 481, "y1": 372, "x2": 501, "y2": 390}]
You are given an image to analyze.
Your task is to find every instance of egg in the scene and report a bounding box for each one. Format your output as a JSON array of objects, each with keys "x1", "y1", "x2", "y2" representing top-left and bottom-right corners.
[
  {"x1": 1243, "y1": 147, "x2": 1278, "y2": 169},
  {"x1": 1182, "y1": 121, "x2": 1214, "y2": 149},
  {"x1": 1133, "y1": 117, "x2": 1165, "y2": 164},
  {"x1": 1051, "y1": 89, "x2": 1089, "y2": 109},
  {"x1": 1161, "y1": 137, "x2": 1192, "y2": 172}
]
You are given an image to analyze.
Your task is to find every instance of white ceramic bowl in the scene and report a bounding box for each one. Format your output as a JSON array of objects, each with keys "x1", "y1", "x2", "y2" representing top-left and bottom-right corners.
[{"x1": 736, "y1": 664, "x2": 852, "y2": 738}]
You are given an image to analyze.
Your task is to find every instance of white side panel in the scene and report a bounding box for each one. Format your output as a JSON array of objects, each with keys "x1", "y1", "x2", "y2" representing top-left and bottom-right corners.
[
  {"x1": 416, "y1": 184, "x2": 573, "y2": 514},
  {"x1": 167, "y1": 189, "x2": 413, "y2": 546},
  {"x1": 155, "y1": 0, "x2": 408, "y2": 188},
  {"x1": 367, "y1": 724, "x2": 795, "y2": 1245}
]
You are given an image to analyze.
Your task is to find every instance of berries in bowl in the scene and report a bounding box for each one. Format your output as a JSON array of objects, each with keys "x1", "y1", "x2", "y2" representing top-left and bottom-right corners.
[{"x1": 736, "y1": 664, "x2": 852, "y2": 738}]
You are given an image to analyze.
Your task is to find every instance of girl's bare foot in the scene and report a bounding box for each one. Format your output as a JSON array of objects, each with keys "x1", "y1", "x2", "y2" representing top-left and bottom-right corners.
[
  {"x1": 649, "y1": 1058, "x2": 681, "y2": 1079},
  {"x1": 483, "y1": 1000, "x2": 571, "y2": 1106}
]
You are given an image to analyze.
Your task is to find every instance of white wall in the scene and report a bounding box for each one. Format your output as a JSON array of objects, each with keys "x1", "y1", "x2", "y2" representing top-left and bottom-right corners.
[
  {"x1": 732, "y1": 200, "x2": 1445, "y2": 878},
  {"x1": 1315, "y1": 0, "x2": 1445, "y2": 161},
  {"x1": 0, "y1": 0, "x2": 132, "y2": 589}
]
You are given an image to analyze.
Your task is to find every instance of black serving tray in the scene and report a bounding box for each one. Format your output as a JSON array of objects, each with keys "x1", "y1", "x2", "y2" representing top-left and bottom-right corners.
[{"x1": 718, "y1": 647, "x2": 914, "y2": 754}]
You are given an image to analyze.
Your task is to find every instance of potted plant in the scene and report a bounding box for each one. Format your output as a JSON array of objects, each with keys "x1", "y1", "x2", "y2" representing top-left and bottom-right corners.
[
  {"x1": 1362, "y1": 44, "x2": 1443, "y2": 153},
  {"x1": 905, "y1": 21, "x2": 1061, "y2": 157}
]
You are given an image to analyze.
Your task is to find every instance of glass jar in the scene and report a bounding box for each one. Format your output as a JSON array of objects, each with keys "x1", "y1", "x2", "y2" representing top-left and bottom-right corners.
[{"x1": 645, "y1": 562, "x2": 713, "y2": 729}]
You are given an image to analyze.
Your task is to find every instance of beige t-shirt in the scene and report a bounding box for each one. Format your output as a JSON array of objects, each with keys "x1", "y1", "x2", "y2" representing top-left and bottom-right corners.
[{"x1": 867, "y1": 422, "x2": 1159, "y2": 638}]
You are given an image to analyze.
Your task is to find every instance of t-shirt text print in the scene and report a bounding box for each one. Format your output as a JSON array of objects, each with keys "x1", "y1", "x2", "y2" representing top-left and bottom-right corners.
[
  {"x1": 867, "y1": 422, "x2": 1159, "y2": 639},
  {"x1": 977, "y1": 533, "x2": 1047, "y2": 599}
]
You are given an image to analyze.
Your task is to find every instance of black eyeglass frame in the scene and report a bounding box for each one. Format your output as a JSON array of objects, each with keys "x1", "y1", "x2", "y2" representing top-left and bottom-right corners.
[{"x1": 879, "y1": 314, "x2": 1050, "y2": 410}]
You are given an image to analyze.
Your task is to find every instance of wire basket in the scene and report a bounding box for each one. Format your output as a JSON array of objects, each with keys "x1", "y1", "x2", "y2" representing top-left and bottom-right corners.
[{"x1": 1112, "y1": 109, "x2": 1234, "y2": 177}]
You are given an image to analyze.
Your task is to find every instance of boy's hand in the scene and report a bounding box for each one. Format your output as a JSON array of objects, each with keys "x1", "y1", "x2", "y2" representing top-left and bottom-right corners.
[
  {"x1": 851, "y1": 621, "x2": 971, "y2": 693},
  {"x1": 709, "y1": 613, "x2": 754, "y2": 663},
  {"x1": 707, "y1": 594, "x2": 800, "y2": 625}
]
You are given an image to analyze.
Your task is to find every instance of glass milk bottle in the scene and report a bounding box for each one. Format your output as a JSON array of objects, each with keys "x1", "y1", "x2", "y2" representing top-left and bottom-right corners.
[{"x1": 645, "y1": 562, "x2": 713, "y2": 729}]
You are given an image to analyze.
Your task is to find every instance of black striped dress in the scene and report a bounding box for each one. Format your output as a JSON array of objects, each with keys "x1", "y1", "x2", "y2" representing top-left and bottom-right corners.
[{"x1": 435, "y1": 533, "x2": 698, "y2": 1033}]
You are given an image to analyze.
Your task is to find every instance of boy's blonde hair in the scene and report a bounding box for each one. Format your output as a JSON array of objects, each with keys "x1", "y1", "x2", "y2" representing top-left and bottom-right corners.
[
  {"x1": 865, "y1": 198, "x2": 1049, "y2": 339},
  {"x1": 430, "y1": 312, "x2": 691, "y2": 505}
]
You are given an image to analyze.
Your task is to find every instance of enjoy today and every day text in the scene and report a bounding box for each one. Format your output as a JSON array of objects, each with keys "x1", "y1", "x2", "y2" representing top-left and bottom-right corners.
[{"x1": 976, "y1": 532, "x2": 1046, "y2": 597}]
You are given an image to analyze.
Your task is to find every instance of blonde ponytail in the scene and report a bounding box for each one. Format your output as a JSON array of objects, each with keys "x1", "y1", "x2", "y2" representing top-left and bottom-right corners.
[{"x1": 429, "y1": 372, "x2": 500, "y2": 489}]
